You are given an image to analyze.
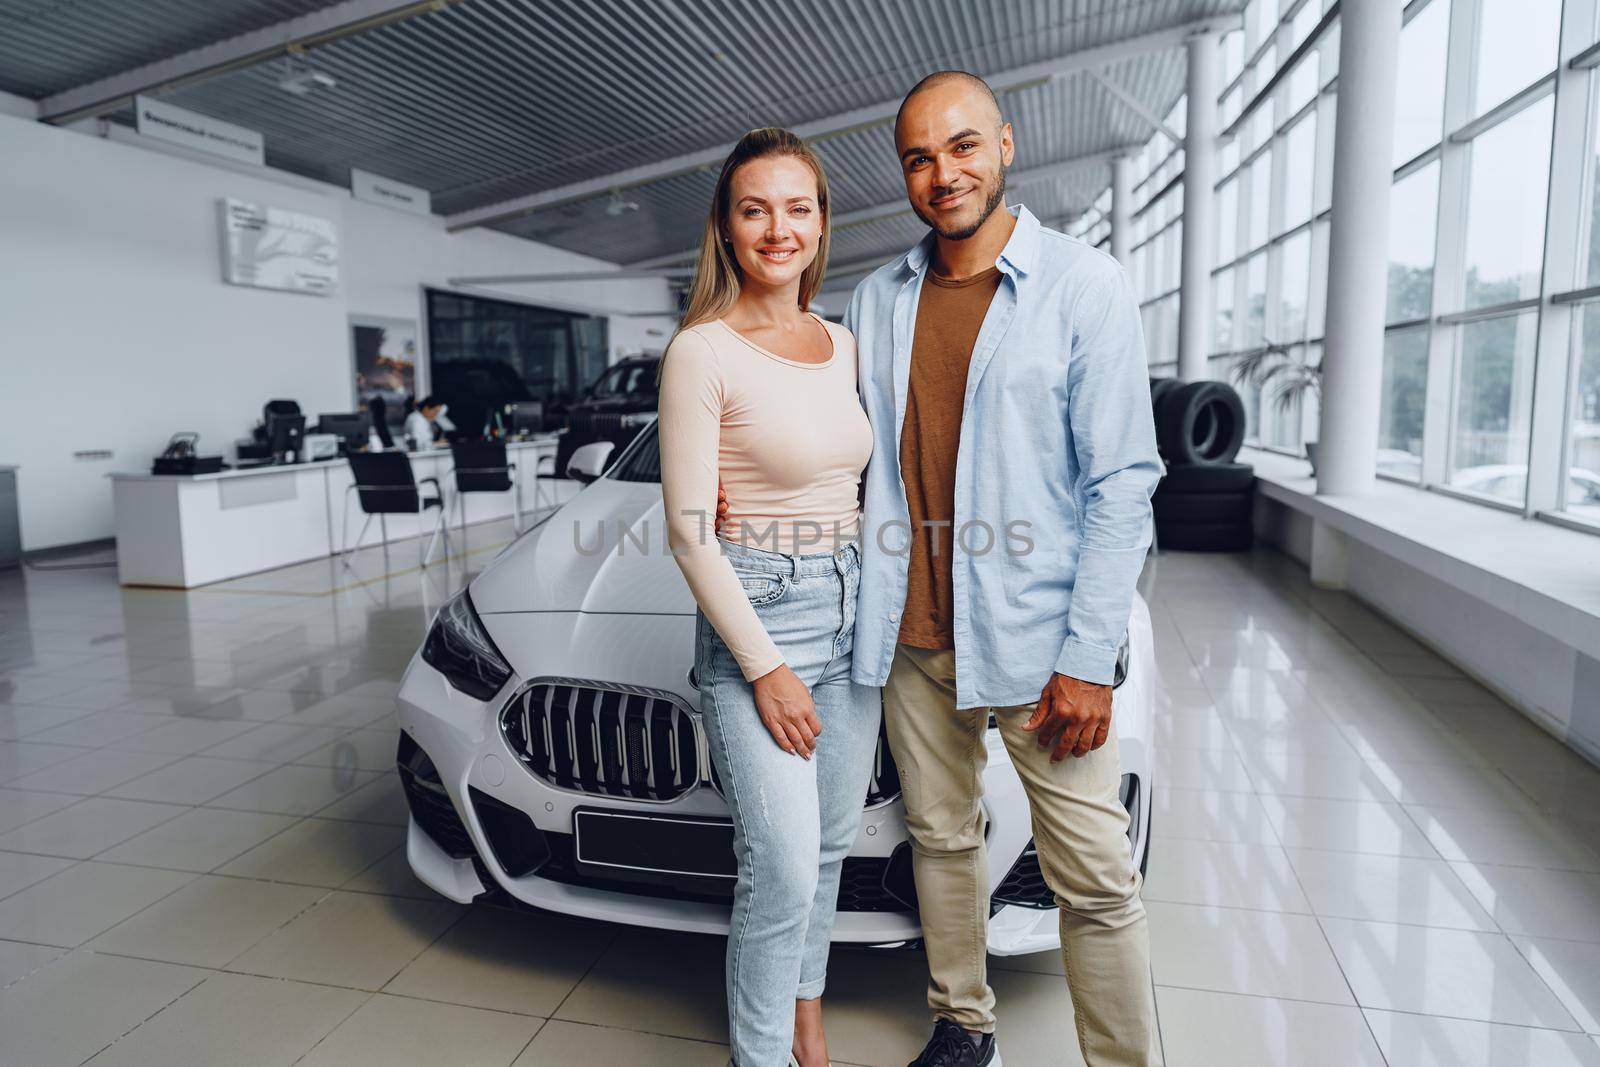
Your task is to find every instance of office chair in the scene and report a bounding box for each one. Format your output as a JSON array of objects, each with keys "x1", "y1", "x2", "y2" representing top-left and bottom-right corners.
[
  {"x1": 341, "y1": 452, "x2": 449, "y2": 571},
  {"x1": 447, "y1": 441, "x2": 521, "y2": 537}
]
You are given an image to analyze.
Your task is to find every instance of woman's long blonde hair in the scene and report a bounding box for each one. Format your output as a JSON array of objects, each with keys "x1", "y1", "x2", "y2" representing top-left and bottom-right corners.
[{"x1": 676, "y1": 127, "x2": 831, "y2": 334}]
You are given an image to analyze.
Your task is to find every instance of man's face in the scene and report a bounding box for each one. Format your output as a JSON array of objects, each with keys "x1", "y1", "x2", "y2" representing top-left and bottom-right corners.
[{"x1": 895, "y1": 82, "x2": 1014, "y2": 241}]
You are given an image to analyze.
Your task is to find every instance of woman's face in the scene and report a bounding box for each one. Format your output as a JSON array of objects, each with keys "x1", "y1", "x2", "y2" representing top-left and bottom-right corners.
[{"x1": 724, "y1": 155, "x2": 823, "y2": 291}]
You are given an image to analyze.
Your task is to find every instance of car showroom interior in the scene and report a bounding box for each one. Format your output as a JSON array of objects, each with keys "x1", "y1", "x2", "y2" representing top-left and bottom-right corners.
[{"x1": 2, "y1": 1, "x2": 1599, "y2": 1065}]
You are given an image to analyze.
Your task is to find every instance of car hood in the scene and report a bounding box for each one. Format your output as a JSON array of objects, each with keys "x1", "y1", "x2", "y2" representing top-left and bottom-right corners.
[{"x1": 469, "y1": 476, "x2": 694, "y2": 617}]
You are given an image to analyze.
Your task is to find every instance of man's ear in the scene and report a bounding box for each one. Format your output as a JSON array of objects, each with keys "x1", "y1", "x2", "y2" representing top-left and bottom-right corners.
[{"x1": 1000, "y1": 122, "x2": 1015, "y2": 167}]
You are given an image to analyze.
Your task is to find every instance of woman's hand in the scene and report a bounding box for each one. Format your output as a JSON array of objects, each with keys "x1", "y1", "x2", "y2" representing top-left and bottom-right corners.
[{"x1": 751, "y1": 663, "x2": 821, "y2": 758}]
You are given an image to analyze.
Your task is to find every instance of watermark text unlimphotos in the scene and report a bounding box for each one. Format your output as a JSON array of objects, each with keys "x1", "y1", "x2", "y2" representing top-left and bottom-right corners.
[{"x1": 571, "y1": 510, "x2": 1035, "y2": 558}]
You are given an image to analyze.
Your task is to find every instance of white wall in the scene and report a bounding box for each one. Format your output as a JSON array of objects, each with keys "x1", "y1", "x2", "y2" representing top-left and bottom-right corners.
[{"x1": 0, "y1": 114, "x2": 678, "y2": 550}]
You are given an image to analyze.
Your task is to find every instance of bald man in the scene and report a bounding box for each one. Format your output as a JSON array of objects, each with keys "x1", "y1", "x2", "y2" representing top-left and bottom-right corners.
[{"x1": 845, "y1": 71, "x2": 1164, "y2": 1067}]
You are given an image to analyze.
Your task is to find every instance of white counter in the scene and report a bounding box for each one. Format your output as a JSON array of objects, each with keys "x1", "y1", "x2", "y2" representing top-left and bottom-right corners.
[{"x1": 109, "y1": 440, "x2": 570, "y2": 588}]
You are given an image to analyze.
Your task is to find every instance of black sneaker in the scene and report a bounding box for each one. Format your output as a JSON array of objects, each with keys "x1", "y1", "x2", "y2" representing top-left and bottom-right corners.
[{"x1": 907, "y1": 1018, "x2": 1001, "y2": 1067}]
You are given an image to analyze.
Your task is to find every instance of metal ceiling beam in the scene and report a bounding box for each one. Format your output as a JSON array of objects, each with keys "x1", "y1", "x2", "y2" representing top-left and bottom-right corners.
[
  {"x1": 1088, "y1": 70, "x2": 1183, "y2": 145},
  {"x1": 627, "y1": 144, "x2": 1140, "y2": 269},
  {"x1": 445, "y1": 12, "x2": 1241, "y2": 233},
  {"x1": 37, "y1": 0, "x2": 463, "y2": 126}
]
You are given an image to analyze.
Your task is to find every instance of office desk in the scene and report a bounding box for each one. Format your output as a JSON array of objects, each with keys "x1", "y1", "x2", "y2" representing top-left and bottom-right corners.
[{"x1": 109, "y1": 440, "x2": 570, "y2": 588}]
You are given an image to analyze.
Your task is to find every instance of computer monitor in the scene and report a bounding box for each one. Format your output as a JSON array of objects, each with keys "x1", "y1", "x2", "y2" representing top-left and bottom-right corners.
[
  {"x1": 266, "y1": 413, "x2": 307, "y2": 462},
  {"x1": 507, "y1": 401, "x2": 544, "y2": 436},
  {"x1": 316, "y1": 412, "x2": 371, "y2": 452}
]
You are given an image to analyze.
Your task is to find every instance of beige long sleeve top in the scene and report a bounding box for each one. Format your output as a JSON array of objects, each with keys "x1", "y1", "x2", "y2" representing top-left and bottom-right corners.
[{"x1": 659, "y1": 315, "x2": 873, "y2": 681}]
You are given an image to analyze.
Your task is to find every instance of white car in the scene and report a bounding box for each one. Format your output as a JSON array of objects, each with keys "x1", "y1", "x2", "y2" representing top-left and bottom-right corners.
[{"x1": 394, "y1": 422, "x2": 1156, "y2": 956}]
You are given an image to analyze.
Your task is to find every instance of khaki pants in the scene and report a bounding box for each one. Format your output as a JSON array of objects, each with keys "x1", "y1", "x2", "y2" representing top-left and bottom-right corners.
[{"x1": 884, "y1": 643, "x2": 1161, "y2": 1067}]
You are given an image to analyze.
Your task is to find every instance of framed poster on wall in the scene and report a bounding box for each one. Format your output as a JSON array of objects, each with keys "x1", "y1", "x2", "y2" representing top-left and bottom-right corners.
[
  {"x1": 350, "y1": 315, "x2": 417, "y2": 437},
  {"x1": 219, "y1": 198, "x2": 338, "y2": 294}
]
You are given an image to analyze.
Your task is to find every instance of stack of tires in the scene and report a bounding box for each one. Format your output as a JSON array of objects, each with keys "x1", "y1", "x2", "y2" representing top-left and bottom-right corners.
[{"x1": 1149, "y1": 378, "x2": 1254, "y2": 552}]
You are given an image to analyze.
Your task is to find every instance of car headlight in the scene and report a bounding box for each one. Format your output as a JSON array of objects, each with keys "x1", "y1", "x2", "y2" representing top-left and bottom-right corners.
[
  {"x1": 619, "y1": 412, "x2": 655, "y2": 428},
  {"x1": 421, "y1": 589, "x2": 512, "y2": 701}
]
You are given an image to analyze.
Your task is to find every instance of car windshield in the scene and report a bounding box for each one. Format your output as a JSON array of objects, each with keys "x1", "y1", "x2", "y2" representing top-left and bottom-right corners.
[
  {"x1": 589, "y1": 363, "x2": 657, "y2": 400},
  {"x1": 608, "y1": 422, "x2": 661, "y2": 483}
]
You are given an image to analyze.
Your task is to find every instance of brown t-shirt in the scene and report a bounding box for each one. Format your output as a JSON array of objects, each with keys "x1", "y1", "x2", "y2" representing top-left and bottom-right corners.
[{"x1": 897, "y1": 265, "x2": 1004, "y2": 650}]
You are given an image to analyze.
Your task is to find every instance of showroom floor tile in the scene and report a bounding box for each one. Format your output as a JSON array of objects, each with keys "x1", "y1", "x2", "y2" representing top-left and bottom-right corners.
[{"x1": 2, "y1": 535, "x2": 1600, "y2": 1064}]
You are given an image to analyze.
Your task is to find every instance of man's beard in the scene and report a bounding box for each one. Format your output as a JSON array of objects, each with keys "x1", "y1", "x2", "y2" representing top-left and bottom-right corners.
[{"x1": 913, "y1": 166, "x2": 1008, "y2": 241}]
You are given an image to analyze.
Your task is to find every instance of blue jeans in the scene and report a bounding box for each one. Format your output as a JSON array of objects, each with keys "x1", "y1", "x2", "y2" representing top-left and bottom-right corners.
[{"x1": 694, "y1": 537, "x2": 882, "y2": 1067}]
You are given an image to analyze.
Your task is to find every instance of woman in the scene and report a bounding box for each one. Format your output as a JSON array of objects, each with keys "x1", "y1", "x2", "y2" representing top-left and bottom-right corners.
[{"x1": 658, "y1": 127, "x2": 879, "y2": 1067}]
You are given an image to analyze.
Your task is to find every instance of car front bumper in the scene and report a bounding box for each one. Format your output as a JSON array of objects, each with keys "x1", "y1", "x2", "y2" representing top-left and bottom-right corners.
[{"x1": 395, "y1": 610, "x2": 1151, "y2": 957}]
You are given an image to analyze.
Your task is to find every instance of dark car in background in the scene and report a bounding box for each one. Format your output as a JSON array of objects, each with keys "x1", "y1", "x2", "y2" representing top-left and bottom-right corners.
[{"x1": 554, "y1": 354, "x2": 661, "y2": 473}]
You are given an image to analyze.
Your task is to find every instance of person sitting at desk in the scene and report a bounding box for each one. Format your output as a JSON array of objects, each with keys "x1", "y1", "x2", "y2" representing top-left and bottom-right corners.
[{"x1": 403, "y1": 396, "x2": 452, "y2": 449}]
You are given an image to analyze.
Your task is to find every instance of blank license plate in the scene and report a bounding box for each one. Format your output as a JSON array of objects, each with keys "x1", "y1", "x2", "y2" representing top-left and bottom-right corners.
[{"x1": 573, "y1": 809, "x2": 736, "y2": 879}]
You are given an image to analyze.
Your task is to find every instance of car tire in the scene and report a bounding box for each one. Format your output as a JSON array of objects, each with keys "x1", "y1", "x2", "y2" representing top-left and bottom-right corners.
[
  {"x1": 1158, "y1": 461, "x2": 1256, "y2": 494},
  {"x1": 1157, "y1": 381, "x2": 1247, "y2": 465},
  {"x1": 1152, "y1": 490, "x2": 1255, "y2": 524},
  {"x1": 1155, "y1": 519, "x2": 1253, "y2": 552},
  {"x1": 1149, "y1": 377, "x2": 1181, "y2": 423}
]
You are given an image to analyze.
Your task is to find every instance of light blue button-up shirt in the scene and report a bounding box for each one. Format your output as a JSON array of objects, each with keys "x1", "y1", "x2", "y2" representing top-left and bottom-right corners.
[{"x1": 845, "y1": 205, "x2": 1162, "y2": 709}]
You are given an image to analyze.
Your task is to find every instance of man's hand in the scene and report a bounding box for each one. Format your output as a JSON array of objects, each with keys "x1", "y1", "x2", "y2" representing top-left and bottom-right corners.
[
  {"x1": 1022, "y1": 673, "x2": 1112, "y2": 762},
  {"x1": 714, "y1": 480, "x2": 729, "y2": 536},
  {"x1": 751, "y1": 663, "x2": 821, "y2": 758}
]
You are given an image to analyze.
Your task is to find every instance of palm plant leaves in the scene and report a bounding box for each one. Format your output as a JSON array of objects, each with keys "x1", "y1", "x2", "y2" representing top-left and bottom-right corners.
[{"x1": 1229, "y1": 341, "x2": 1322, "y2": 414}]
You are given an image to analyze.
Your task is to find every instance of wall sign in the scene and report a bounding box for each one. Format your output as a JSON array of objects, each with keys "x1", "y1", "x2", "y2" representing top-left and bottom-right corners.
[
  {"x1": 351, "y1": 168, "x2": 432, "y2": 216},
  {"x1": 219, "y1": 198, "x2": 339, "y2": 296},
  {"x1": 135, "y1": 95, "x2": 264, "y2": 166}
]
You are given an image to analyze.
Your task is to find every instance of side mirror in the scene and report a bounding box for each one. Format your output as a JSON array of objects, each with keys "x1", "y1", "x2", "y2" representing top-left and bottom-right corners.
[{"x1": 566, "y1": 441, "x2": 615, "y2": 485}]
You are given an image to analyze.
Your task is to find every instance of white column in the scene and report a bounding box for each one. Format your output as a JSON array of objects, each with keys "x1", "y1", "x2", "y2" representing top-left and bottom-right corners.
[
  {"x1": 1178, "y1": 32, "x2": 1219, "y2": 381},
  {"x1": 1317, "y1": 0, "x2": 1402, "y2": 496},
  {"x1": 1109, "y1": 153, "x2": 1133, "y2": 266}
]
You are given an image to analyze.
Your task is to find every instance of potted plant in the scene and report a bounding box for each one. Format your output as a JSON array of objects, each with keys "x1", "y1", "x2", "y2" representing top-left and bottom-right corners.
[{"x1": 1230, "y1": 341, "x2": 1323, "y2": 473}]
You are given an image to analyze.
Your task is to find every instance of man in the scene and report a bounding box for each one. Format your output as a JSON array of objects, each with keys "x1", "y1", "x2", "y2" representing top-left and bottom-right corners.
[
  {"x1": 845, "y1": 71, "x2": 1163, "y2": 1067},
  {"x1": 404, "y1": 395, "x2": 450, "y2": 449}
]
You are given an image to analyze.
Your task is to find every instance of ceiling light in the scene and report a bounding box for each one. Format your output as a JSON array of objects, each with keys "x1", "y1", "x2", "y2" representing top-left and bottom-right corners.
[
  {"x1": 277, "y1": 52, "x2": 337, "y2": 97},
  {"x1": 605, "y1": 190, "x2": 640, "y2": 217},
  {"x1": 278, "y1": 69, "x2": 337, "y2": 96}
]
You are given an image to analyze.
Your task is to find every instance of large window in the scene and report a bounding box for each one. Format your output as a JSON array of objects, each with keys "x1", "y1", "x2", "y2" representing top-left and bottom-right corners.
[
  {"x1": 1243, "y1": 253, "x2": 1268, "y2": 349},
  {"x1": 1275, "y1": 230, "x2": 1310, "y2": 343},
  {"x1": 1472, "y1": 0, "x2": 1561, "y2": 116},
  {"x1": 1379, "y1": 327, "x2": 1429, "y2": 481},
  {"x1": 1214, "y1": 267, "x2": 1235, "y2": 351},
  {"x1": 425, "y1": 289, "x2": 609, "y2": 439},
  {"x1": 1461, "y1": 97, "x2": 1554, "y2": 309},
  {"x1": 1565, "y1": 307, "x2": 1600, "y2": 521},
  {"x1": 1246, "y1": 153, "x2": 1271, "y2": 252},
  {"x1": 1394, "y1": 0, "x2": 1450, "y2": 166},
  {"x1": 1217, "y1": 178, "x2": 1238, "y2": 264},
  {"x1": 1086, "y1": 0, "x2": 1596, "y2": 532},
  {"x1": 1387, "y1": 162, "x2": 1439, "y2": 323},
  {"x1": 1281, "y1": 114, "x2": 1316, "y2": 232},
  {"x1": 1449, "y1": 310, "x2": 1539, "y2": 503},
  {"x1": 1585, "y1": 97, "x2": 1600, "y2": 288}
]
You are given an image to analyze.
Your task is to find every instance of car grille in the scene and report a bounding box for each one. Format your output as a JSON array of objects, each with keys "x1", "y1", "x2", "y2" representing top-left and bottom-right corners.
[
  {"x1": 504, "y1": 680, "x2": 904, "y2": 808},
  {"x1": 991, "y1": 842, "x2": 1052, "y2": 908},
  {"x1": 992, "y1": 774, "x2": 1142, "y2": 910},
  {"x1": 501, "y1": 680, "x2": 703, "y2": 802}
]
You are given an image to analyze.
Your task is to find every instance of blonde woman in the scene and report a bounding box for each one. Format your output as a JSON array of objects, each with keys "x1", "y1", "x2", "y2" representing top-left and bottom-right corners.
[{"x1": 659, "y1": 127, "x2": 879, "y2": 1067}]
